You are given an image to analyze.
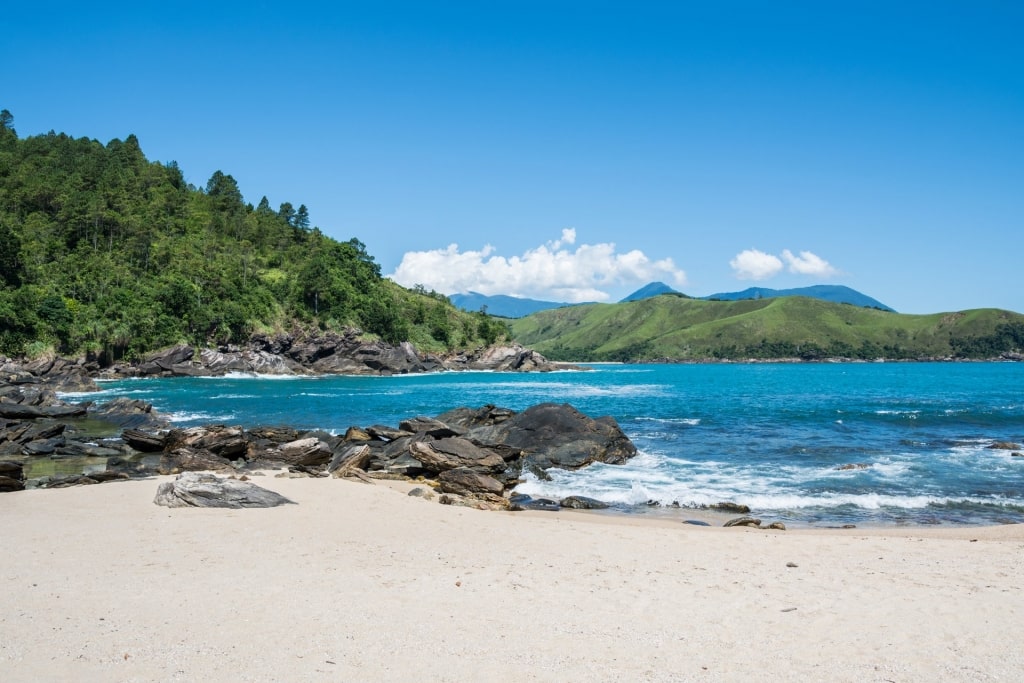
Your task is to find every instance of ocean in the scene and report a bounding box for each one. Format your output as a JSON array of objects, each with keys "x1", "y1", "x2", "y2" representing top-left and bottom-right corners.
[{"x1": 71, "y1": 362, "x2": 1024, "y2": 527}]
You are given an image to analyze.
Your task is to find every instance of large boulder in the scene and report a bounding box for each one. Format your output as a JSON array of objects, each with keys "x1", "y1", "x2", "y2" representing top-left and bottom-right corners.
[
  {"x1": 462, "y1": 403, "x2": 636, "y2": 470},
  {"x1": 437, "y1": 467, "x2": 505, "y2": 497},
  {"x1": 91, "y1": 398, "x2": 166, "y2": 430},
  {"x1": 408, "y1": 438, "x2": 506, "y2": 473},
  {"x1": 154, "y1": 472, "x2": 294, "y2": 508}
]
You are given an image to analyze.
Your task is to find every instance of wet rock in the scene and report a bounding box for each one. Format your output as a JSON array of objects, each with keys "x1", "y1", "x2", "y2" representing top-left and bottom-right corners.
[
  {"x1": 709, "y1": 502, "x2": 751, "y2": 513},
  {"x1": 121, "y1": 428, "x2": 167, "y2": 452},
  {"x1": 766, "y1": 521, "x2": 787, "y2": 530},
  {"x1": 22, "y1": 436, "x2": 66, "y2": 455},
  {"x1": 835, "y1": 463, "x2": 870, "y2": 471},
  {"x1": 0, "y1": 460, "x2": 25, "y2": 492},
  {"x1": 461, "y1": 403, "x2": 636, "y2": 471},
  {"x1": 508, "y1": 493, "x2": 561, "y2": 512},
  {"x1": 154, "y1": 472, "x2": 295, "y2": 508},
  {"x1": 91, "y1": 398, "x2": 165, "y2": 430},
  {"x1": 559, "y1": 495, "x2": 610, "y2": 510},
  {"x1": 724, "y1": 516, "x2": 763, "y2": 528},
  {"x1": 988, "y1": 441, "x2": 1023, "y2": 450}
]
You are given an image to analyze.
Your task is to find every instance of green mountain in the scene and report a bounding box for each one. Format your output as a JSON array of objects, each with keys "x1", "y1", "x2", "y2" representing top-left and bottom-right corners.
[
  {"x1": 509, "y1": 295, "x2": 1024, "y2": 362},
  {"x1": 0, "y1": 110, "x2": 508, "y2": 360}
]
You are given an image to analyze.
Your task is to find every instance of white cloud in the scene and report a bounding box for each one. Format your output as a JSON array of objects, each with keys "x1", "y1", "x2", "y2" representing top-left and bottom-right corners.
[
  {"x1": 781, "y1": 249, "x2": 838, "y2": 277},
  {"x1": 388, "y1": 230, "x2": 687, "y2": 303},
  {"x1": 731, "y1": 248, "x2": 839, "y2": 280},
  {"x1": 730, "y1": 249, "x2": 784, "y2": 280}
]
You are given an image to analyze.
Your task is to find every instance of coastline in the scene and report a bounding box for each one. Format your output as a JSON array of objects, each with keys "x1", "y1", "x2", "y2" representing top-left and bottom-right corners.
[{"x1": 2, "y1": 474, "x2": 1023, "y2": 682}]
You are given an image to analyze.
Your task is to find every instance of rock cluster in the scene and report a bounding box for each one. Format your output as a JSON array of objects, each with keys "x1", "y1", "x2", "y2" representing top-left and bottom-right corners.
[
  {"x1": 104, "y1": 332, "x2": 579, "y2": 379},
  {"x1": 0, "y1": 372, "x2": 636, "y2": 512}
]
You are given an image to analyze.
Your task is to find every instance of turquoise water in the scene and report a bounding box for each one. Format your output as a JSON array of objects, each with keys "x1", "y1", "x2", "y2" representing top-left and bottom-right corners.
[{"x1": 73, "y1": 362, "x2": 1024, "y2": 527}]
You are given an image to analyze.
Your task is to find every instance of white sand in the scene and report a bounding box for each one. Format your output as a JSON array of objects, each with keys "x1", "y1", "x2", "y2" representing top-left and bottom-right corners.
[{"x1": 2, "y1": 475, "x2": 1023, "y2": 682}]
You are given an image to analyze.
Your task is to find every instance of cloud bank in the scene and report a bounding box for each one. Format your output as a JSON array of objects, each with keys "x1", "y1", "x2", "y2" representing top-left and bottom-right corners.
[
  {"x1": 730, "y1": 248, "x2": 838, "y2": 280},
  {"x1": 388, "y1": 229, "x2": 687, "y2": 303}
]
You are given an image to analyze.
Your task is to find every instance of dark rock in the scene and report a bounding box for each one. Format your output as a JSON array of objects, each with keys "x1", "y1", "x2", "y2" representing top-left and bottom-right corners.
[
  {"x1": 437, "y1": 467, "x2": 504, "y2": 496},
  {"x1": 142, "y1": 345, "x2": 195, "y2": 371},
  {"x1": 709, "y1": 502, "x2": 751, "y2": 514},
  {"x1": 508, "y1": 493, "x2": 561, "y2": 511},
  {"x1": 436, "y1": 404, "x2": 516, "y2": 430},
  {"x1": 158, "y1": 448, "x2": 234, "y2": 475},
  {"x1": 766, "y1": 521, "x2": 787, "y2": 530},
  {"x1": 154, "y1": 472, "x2": 295, "y2": 508},
  {"x1": 724, "y1": 516, "x2": 763, "y2": 528},
  {"x1": 18, "y1": 421, "x2": 67, "y2": 443},
  {"x1": 409, "y1": 438, "x2": 506, "y2": 473},
  {"x1": 91, "y1": 398, "x2": 165, "y2": 430},
  {"x1": 0, "y1": 460, "x2": 24, "y2": 492},
  {"x1": 23, "y1": 436, "x2": 66, "y2": 455},
  {"x1": 835, "y1": 463, "x2": 870, "y2": 471},
  {"x1": 461, "y1": 403, "x2": 636, "y2": 471},
  {"x1": 164, "y1": 425, "x2": 247, "y2": 459},
  {"x1": 988, "y1": 441, "x2": 1023, "y2": 450},
  {"x1": 0, "y1": 403, "x2": 85, "y2": 419},
  {"x1": 559, "y1": 495, "x2": 610, "y2": 510},
  {"x1": 57, "y1": 441, "x2": 125, "y2": 458},
  {"x1": 365, "y1": 425, "x2": 413, "y2": 442},
  {"x1": 121, "y1": 428, "x2": 167, "y2": 452},
  {"x1": 1012, "y1": 452, "x2": 1023, "y2": 458},
  {"x1": 399, "y1": 416, "x2": 462, "y2": 438}
]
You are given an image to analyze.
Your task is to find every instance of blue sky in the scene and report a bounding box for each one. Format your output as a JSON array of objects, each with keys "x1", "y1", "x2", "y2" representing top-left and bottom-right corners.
[{"x1": 4, "y1": 1, "x2": 1022, "y2": 313}]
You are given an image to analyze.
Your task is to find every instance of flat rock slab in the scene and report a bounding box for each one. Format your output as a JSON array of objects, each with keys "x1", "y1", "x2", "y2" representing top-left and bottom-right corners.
[{"x1": 154, "y1": 472, "x2": 295, "y2": 508}]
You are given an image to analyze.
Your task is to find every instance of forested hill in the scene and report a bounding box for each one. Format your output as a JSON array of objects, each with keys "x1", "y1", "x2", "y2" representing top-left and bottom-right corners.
[{"x1": 0, "y1": 111, "x2": 506, "y2": 360}]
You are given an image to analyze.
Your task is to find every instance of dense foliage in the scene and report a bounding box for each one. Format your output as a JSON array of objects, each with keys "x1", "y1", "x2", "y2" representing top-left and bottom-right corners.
[
  {"x1": 510, "y1": 295, "x2": 1024, "y2": 362},
  {"x1": 0, "y1": 111, "x2": 507, "y2": 360}
]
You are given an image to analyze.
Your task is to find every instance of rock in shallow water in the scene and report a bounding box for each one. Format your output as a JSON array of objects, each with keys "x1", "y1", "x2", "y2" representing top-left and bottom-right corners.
[{"x1": 154, "y1": 472, "x2": 295, "y2": 508}]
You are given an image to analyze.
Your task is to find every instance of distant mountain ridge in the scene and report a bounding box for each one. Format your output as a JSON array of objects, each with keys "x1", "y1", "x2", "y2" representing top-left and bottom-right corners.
[
  {"x1": 703, "y1": 285, "x2": 895, "y2": 312},
  {"x1": 452, "y1": 282, "x2": 892, "y2": 318},
  {"x1": 448, "y1": 292, "x2": 572, "y2": 318}
]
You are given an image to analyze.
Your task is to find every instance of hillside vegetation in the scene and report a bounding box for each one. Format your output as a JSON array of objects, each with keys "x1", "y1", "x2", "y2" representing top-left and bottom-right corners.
[
  {"x1": 509, "y1": 294, "x2": 1024, "y2": 361},
  {"x1": 0, "y1": 110, "x2": 507, "y2": 360}
]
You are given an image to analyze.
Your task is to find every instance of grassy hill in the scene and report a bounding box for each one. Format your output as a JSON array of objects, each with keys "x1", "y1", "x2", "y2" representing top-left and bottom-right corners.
[{"x1": 509, "y1": 294, "x2": 1024, "y2": 361}]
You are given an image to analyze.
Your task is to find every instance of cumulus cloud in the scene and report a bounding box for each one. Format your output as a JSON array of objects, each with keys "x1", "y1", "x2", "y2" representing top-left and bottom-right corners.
[
  {"x1": 388, "y1": 230, "x2": 687, "y2": 303},
  {"x1": 730, "y1": 249, "x2": 784, "y2": 280},
  {"x1": 781, "y1": 249, "x2": 838, "y2": 277},
  {"x1": 731, "y1": 248, "x2": 838, "y2": 280}
]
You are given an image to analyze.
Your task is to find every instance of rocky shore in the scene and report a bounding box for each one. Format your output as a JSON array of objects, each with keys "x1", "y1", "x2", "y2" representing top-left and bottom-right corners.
[
  {"x1": 109, "y1": 330, "x2": 580, "y2": 379},
  {"x1": 1, "y1": 349, "x2": 632, "y2": 511}
]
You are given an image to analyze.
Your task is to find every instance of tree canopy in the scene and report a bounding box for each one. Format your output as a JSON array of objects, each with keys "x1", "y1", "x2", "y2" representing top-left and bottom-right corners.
[{"x1": 0, "y1": 111, "x2": 508, "y2": 360}]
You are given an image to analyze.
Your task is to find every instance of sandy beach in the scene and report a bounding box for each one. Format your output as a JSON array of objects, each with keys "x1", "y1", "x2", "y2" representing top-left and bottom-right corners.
[{"x1": 2, "y1": 474, "x2": 1022, "y2": 682}]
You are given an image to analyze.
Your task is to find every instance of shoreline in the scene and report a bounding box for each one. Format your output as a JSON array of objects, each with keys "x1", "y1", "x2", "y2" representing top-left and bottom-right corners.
[{"x1": 3, "y1": 474, "x2": 1022, "y2": 682}]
